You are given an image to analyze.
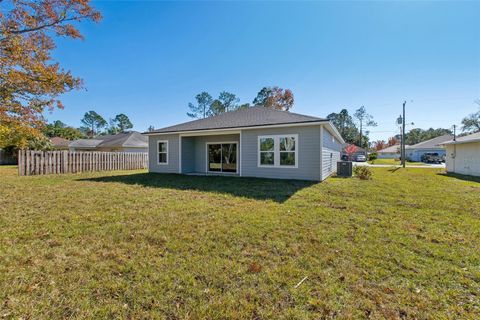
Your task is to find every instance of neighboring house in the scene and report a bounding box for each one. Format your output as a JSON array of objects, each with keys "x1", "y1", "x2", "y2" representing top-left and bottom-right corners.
[
  {"x1": 144, "y1": 107, "x2": 344, "y2": 181},
  {"x1": 406, "y1": 134, "x2": 453, "y2": 162},
  {"x1": 441, "y1": 132, "x2": 480, "y2": 177},
  {"x1": 341, "y1": 144, "x2": 366, "y2": 160},
  {"x1": 377, "y1": 145, "x2": 401, "y2": 159},
  {"x1": 50, "y1": 137, "x2": 71, "y2": 150},
  {"x1": 69, "y1": 131, "x2": 148, "y2": 152}
]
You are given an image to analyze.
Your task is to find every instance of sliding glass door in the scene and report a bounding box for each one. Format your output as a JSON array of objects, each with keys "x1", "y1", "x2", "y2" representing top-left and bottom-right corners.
[{"x1": 208, "y1": 143, "x2": 237, "y2": 173}]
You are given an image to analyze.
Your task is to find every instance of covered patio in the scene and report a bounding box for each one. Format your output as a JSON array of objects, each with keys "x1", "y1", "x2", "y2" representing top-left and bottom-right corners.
[{"x1": 180, "y1": 132, "x2": 240, "y2": 176}]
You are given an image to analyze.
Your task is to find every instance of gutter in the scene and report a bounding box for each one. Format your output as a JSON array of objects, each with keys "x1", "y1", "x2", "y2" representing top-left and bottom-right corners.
[
  {"x1": 441, "y1": 138, "x2": 480, "y2": 146},
  {"x1": 143, "y1": 120, "x2": 345, "y2": 145},
  {"x1": 143, "y1": 120, "x2": 329, "y2": 135}
]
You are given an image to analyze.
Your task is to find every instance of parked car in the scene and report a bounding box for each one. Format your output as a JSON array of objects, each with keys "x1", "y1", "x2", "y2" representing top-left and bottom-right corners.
[
  {"x1": 355, "y1": 154, "x2": 367, "y2": 162},
  {"x1": 421, "y1": 153, "x2": 442, "y2": 164}
]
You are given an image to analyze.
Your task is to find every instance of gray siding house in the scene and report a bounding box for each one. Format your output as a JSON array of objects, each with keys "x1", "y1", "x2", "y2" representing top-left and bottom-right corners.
[
  {"x1": 145, "y1": 107, "x2": 344, "y2": 181},
  {"x1": 405, "y1": 134, "x2": 453, "y2": 162}
]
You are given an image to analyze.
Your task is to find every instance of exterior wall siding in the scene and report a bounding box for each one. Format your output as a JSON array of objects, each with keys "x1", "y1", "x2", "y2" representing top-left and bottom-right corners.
[
  {"x1": 241, "y1": 125, "x2": 321, "y2": 181},
  {"x1": 148, "y1": 134, "x2": 179, "y2": 173},
  {"x1": 377, "y1": 152, "x2": 399, "y2": 159},
  {"x1": 181, "y1": 137, "x2": 195, "y2": 173},
  {"x1": 445, "y1": 143, "x2": 480, "y2": 176},
  {"x1": 321, "y1": 127, "x2": 342, "y2": 180}
]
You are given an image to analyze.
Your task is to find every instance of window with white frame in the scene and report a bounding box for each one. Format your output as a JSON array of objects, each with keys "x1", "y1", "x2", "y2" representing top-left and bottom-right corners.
[
  {"x1": 157, "y1": 141, "x2": 168, "y2": 164},
  {"x1": 259, "y1": 137, "x2": 275, "y2": 166},
  {"x1": 258, "y1": 134, "x2": 298, "y2": 167}
]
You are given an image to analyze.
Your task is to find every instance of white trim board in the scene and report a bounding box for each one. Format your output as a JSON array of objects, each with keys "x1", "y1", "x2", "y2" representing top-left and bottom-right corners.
[
  {"x1": 178, "y1": 130, "x2": 241, "y2": 137},
  {"x1": 157, "y1": 140, "x2": 169, "y2": 165},
  {"x1": 178, "y1": 136, "x2": 182, "y2": 173},
  {"x1": 319, "y1": 125, "x2": 324, "y2": 181},
  {"x1": 239, "y1": 131, "x2": 242, "y2": 177},
  {"x1": 257, "y1": 134, "x2": 299, "y2": 169}
]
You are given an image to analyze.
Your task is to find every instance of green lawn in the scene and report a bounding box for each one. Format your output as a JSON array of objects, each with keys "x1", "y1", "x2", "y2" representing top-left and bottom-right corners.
[
  {"x1": 1, "y1": 166, "x2": 479, "y2": 319},
  {"x1": 368, "y1": 158, "x2": 426, "y2": 166}
]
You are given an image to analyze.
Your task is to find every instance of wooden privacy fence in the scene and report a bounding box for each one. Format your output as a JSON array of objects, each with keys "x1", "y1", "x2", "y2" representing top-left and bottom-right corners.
[{"x1": 18, "y1": 150, "x2": 148, "y2": 176}]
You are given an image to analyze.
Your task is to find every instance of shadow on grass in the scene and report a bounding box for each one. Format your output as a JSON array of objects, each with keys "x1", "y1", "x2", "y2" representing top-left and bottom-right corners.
[
  {"x1": 78, "y1": 173, "x2": 317, "y2": 203},
  {"x1": 437, "y1": 172, "x2": 480, "y2": 183}
]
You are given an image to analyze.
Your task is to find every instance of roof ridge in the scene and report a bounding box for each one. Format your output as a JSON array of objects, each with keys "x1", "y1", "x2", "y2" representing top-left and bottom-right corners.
[
  {"x1": 408, "y1": 134, "x2": 453, "y2": 148},
  {"x1": 121, "y1": 132, "x2": 138, "y2": 147}
]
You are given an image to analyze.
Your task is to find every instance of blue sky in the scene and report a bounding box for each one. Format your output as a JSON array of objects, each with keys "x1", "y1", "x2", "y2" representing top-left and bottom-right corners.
[{"x1": 49, "y1": 1, "x2": 480, "y2": 141}]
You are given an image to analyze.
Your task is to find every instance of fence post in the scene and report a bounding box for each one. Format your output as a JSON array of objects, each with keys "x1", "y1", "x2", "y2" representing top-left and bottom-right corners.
[
  {"x1": 18, "y1": 150, "x2": 24, "y2": 176},
  {"x1": 57, "y1": 151, "x2": 60, "y2": 174},
  {"x1": 46, "y1": 151, "x2": 49, "y2": 174},
  {"x1": 80, "y1": 152, "x2": 83, "y2": 172},
  {"x1": 53, "y1": 151, "x2": 56, "y2": 174},
  {"x1": 32, "y1": 150, "x2": 36, "y2": 175},
  {"x1": 61, "y1": 151, "x2": 66, "y2": 173},
  {"x1": 33, "y1": 151, "x2": 37, "y2": 175},
  {"x1": 25, "y1": 150, "x2": 29, "y2": 175}
]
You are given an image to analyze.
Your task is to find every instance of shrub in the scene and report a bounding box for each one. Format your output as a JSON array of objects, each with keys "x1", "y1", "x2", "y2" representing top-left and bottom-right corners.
[
  {"x1": 353, "y1": 166, "x2": 372, "y2": 180},
  {"x1": 368, "y1": 152, "x2": 377, "y2": 161}
]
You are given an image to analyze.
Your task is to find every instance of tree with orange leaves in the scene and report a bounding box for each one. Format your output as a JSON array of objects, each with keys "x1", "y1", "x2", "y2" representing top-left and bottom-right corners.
[
  {"x1": 372, "y1": 140, "x2": 387, "y2": 151},
  {"x1": 253, "y1": 86, "x2": 294, "y2": 111},
  {"x1": 387, "y1": 136, "x2": 398, "y2": 147},
  {"x1": 0, "y1": 0, "x2": 101, "y2": 149},
  {"x1": 344, "y1": 144, "x2": 358, "y2": 160}
]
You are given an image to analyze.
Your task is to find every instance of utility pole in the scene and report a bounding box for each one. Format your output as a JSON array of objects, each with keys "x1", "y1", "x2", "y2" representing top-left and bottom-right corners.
[
  {"x1": 453, "y1": 125, "x2": 456, "y2": 141},
  {"x1": 402, "y1": 101, "x2": 406, "y2": 168}
]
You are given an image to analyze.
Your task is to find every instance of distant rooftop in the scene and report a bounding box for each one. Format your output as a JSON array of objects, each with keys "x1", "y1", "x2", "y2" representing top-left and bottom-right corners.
[
  {"x1": 50, "y1": 137, "x2": 71, "y2": 148},
  {"x1": 69, "y1": 139, "x2": 103, "y2": 148},
  {"x1": 69, "y1": 132, "x2": 148, "y2": 149},
  {"x1": 441, "y1": 131, "x2": 480, "y2": 145},
  {"x1": 377, "y1": 145, "x2": 401, "y2": 153},
  {"x1": 406, "y1": 134, "x2": 453, "y2": 150}
]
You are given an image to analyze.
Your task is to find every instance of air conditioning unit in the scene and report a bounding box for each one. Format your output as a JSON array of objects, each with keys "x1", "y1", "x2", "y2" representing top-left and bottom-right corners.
[{"x1": 337, "y1": 161, "x2": 353, "y2": 177}]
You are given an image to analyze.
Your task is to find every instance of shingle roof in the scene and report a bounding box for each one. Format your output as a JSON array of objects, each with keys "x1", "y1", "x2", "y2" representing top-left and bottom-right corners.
[
  {"x1": 441, "y1": 132, "x2": 480, "y2": 145},
  {"x1": 406, "y1": 134, "x2": 453, "y2": 150},
  {"x1": 69, "y1": 139, "x2": 103, "y2": 148},
  {"x1": 147, "y1": 106, "x2": 327, "y2": 134},
  {"x1": 69, "y1": 132, "x2": 148, "y2": 149},
  {"x1": 377, "y1": 145, "x2": 401, "y2": 153},
  {"x1": 50, "y1": 137, "x2": 70, "y2": 148},
  {"x1": 96, "y1": 132, "x2": 148, "y2": 148}
]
